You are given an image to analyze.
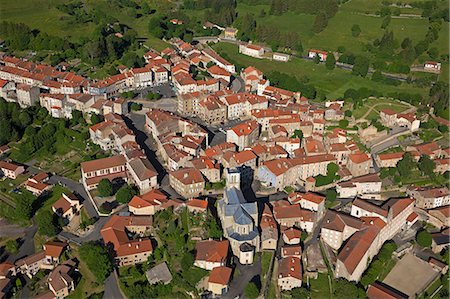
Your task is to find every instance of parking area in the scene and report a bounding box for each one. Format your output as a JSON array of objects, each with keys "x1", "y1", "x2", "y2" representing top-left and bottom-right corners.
[{"x1": 383, "y1": 253, "x2": 440, "y2": 297}]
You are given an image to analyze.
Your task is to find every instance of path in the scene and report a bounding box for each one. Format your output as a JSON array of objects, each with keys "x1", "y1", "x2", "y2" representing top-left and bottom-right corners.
[
  {"x1": 103, "y1": 271, "x2": 125, "y2": 299},
  {"x1": 357, "y1": 101, "x2": 414, "y2": 123}
]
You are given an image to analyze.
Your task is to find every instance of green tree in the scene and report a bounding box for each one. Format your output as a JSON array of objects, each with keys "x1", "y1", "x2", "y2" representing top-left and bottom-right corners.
[
  {"x1": 291, "y1": 129, "x2": 303, "y2": 139},
  {"x1": 90, "y1": 113, "x2": 101, "y2": 125},
  {"x1": 345, "y1": 110, "x2": 352, "y2": 117},
  {"x1": 98, "y1": 179, "x2": 113, "y2": 197},
  {"x1": 352, "y1": 56, "x2": 369, "y2": 77},
  {"x1": 130, "y1": 102, "x2": 142, "y2": 111},
  {"x1": 381, "y1": 15, "x2": 391, "y2": 29},
  {"x1": 79, "y1": 242, "x2": 113, "y2": 283},
  {"x1": 397, "y1": 152, "x2": 415, "y2": 178},
  {"x1": 326, "y1": 189, "x2": 337, "y2": 202},
  {"x1": 333, "y1": 279, "x2": 366, "y2": 298},
  {"x1": 351, "y1": 24, "x2": 361, "y2": 37},
  {"x1": 325, "y1": 52, "x2": 336, "y2": 70},
  {"x1": 244, "y1": 282, "x2": 259, "y2": 299},
  {"x1": 416, "y1": 230, "x2": 432, "y2": 247},
  {"x1": 115, "y1": 185, "x2": 138, "y2": 204},
  {"x1": 36, "y1": 210, "x2": 60, "y2": 236},
  {"x1": 339, "y1": 119, "x2": 349, "y2": 128},
  {"x1": 418, "y1": 155, "x2": 436, "y2": 177},
  {"x1": 5, "y1": 239, "x2": 19, "y2": 254}
]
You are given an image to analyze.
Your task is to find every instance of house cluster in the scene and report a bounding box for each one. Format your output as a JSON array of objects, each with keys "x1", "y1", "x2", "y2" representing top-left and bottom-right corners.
[
  {"x1": 0, "y1": 45, "x2": 175, "y2": 118},
  {"x1": 375, "y1": 141, "x2": 450, "y2": 174},
  {"x1": 379, "y1": 108, "x2": 421, "y2": 132},
  {"x1": 0, "y1": 241, "x2": 78, "y2": 299},
  {"x1": 80, "y1": 153, "x2": 157, "y2": 196}
]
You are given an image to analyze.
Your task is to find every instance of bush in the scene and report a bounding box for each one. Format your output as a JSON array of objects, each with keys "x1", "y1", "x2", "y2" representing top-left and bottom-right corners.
[
  {"x1": 416, "y1": 230, "x2": 432, "y2": 247},
  {"x1": 98, "y1": 179, "x2": 113, "y2": 197},
  {"x1": 130, "y1": 102, "x2": 142, "y2": 111},
  {"x1": 115, "y1": 185, "x2": 138, "y2": 204},
  {"x1": 36, "y1": 210, "x2": 61, "y2": 236}
]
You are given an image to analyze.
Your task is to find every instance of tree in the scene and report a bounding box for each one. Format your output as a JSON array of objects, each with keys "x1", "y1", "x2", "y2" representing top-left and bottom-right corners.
[
  {"x1": 339, "y1": 119, "x2": 349, "y2": 128},
  {"x1": 98, "y1": 179, "x2": 113, "y2": 197},
  {"x1": 333, "y1": 279, "x2": 366, "y2": 299},
  {"x1": 90, "y1": 113, "x2": 101, "y2": 125},
  {"x1": 326, "y1": 189, "x2": 337, "y2": 202},
  {"x1": 130, "y1": 102, "x2": 142, "y2": 111},
  {"x1": 79, "y1": 242, "x2": 113, "y2": 283},
  {"x1": 397, "y1": 152, "x2": 415, "y2": 178},
  {"x1": 115, "y1": 185, "x2": 138, "y2": 204},
  {"x1": 416, "y1": 230, "x2": 432, "y2": 247},
  {"x1": 351, "y1": 24, "x2": 361, "y2": 37},
  {"x1": 291, "y1": 129, "x2": 303, "y2": 139},
  {"x1": 36, "y1": 210, "x2": 60, "y2": 236},
  {"x1": 352, "y1": 56, "x2": 369, "y2": 77},
  {"x1": 418, "y1": 155, "x2": 435, "y2": 177},
  {"x1": 5, "y1": 239, "x2": 19, "y2": 254},
  {"x1": 344, "y1": 110, "x2": 352, "y2": 117},
  {"x1": 244, "y1": 282, "x2": 259, "y2": 299},
  {"x1": 325, "y1": 52, "x2": 336, "y2": 70},
  {"x1": 381, "y1": 15, "x2": 391, "y2": 29}
]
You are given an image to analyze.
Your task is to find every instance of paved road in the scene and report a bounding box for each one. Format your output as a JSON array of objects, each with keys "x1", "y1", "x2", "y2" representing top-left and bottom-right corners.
[
  {"x1": 58, "y1": 216, "x2": 110, "y2": 245},
  {"x1": 103, "y1": 271, "x2": 125, "y2": 299},
  {"x1": 223, "y1": 256, "x2": 262, "y2": 299},
  {"x1": 3, "y1": 222, "x2": 38, "y2": 263}
]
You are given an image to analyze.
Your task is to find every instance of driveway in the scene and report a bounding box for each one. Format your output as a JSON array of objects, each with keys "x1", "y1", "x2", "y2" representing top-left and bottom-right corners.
[
  {"x1": 58, "y1": 216, "x2": 110, "y2": 245},
  {"x1": 103, "y1": 271, "x2": 125, "y2": 299},
  {"x1": 223, "y1": 256, "x2": 262, "y2": 299}
]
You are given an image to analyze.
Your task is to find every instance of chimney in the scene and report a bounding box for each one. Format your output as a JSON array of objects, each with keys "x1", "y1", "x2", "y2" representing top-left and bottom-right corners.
[{"x1": 136, "y1": 244, "x2": 139, "y2": 249}]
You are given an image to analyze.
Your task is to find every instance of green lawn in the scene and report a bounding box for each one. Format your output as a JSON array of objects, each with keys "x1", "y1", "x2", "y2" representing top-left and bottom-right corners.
[
  {"x1": 261, "y1": 251, "x2": 274, "y2": 285},
  {"x1": 212, "y1": 42, "x2": 428, "y2": 99},
  {"x1": 310, "y1": 273, "x2": 333, "y2": 299},
  {"x1": 352, "y1": 98, "x2": 410, "y2": 119}
]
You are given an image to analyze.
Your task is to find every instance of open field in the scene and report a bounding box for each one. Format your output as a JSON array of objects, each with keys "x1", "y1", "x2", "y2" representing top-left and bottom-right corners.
[
  {"x1": 0, "y1": 0, "x2": 168, "y2": 51},
  {"x1": 234, "y1": 2, "x2": 448, "y2": 58},
  {"x1": 352, "y1": 98, "x2": 411, "y2": 120},
  {"x1": 211, "y1": 42, "x2": 429, "y2": 99}
]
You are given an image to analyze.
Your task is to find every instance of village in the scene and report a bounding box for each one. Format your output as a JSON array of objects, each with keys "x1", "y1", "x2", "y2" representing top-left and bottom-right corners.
[{"x1": 0, "y1": 32, "x2": 449, "y2": 299}]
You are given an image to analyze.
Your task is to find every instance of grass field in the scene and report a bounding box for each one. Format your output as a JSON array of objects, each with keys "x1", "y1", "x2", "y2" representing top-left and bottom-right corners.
[
  {"x1": 352, "y1": 98, "x2": 411, "y2": 120},
  {"x1": 211, "y1": 42, "x2": 429, "y2": 99},
  {"x1": 0, "y1": 0, "x2": 168, "y2": 51}
]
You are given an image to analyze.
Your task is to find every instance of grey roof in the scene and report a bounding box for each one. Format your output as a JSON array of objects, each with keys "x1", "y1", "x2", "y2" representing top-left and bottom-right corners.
[
  {"x1": 225, "y1": 187, "x2": 246, "y2": 205},
  {"x1": 233, "y1": 206, "x2": 253, "y2": 225},
  {"x1": 146, "y1": 262, "x2": 172, "y2": 285},
  {"x1": 227, "y1": 228, "x2": 259, "y2": 242},
  {"x1": 240, "y1": 242, "x2": 254, "y2": 252}
]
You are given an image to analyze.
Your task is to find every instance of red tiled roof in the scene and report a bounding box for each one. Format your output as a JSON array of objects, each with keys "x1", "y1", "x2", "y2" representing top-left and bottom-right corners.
[
  {"x1": 80, "y1": 155, "x2": 126, "y2": 173},
  {"x1": 195, "y1": 240, "x2": 229, "y2": 263},
  {"x1": 208, "y1": 266, "x2": 232, "y2": 285}
]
